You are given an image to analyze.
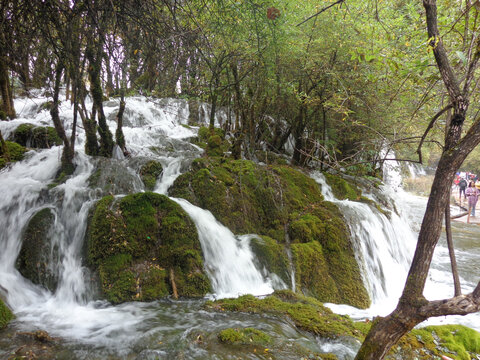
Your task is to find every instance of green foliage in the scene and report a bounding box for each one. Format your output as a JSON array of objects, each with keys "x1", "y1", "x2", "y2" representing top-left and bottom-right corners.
[
  {"x1": 0, "y1": 299, "x2": 14, "y2": 329},
  {"x1": 86, "y1": 192, "x2": 210, "y2": 303}
]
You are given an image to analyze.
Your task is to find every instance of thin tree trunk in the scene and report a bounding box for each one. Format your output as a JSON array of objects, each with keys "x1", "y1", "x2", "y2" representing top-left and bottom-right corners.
[
  {"x1": 50, "y1": 63, "x2": 74, "y2": 175},
  {"x1": 0, "y1": 130, "x2": 9, "y2": 161},
  {"x1": 0, "y1": 55, "x2": 15, "y2": 120},
  {"x1": 115, "y1": 89, "x2": 127, "y2": 154},
  {"x1": 445, "y1": 195, "x2": 461, "y2": 296},
  {"x1": 86, "y1": 42, "x2": 114, "y2": 157}
]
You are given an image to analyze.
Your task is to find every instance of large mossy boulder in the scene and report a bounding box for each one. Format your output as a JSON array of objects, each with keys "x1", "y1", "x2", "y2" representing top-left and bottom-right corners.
[
  {"x1": 170, "y1": 158, "x2": 370, "y2": 309},
  {"x1": 86, "y1": 192, "x2": 210, "y2": 303},
  {"x1": 16, "y1": 208, "x2": 58, "y2": 292},
  {"x1": 0, "y1": 299, "x2": 14, "y2": 329},
  {"x1": 12, "y1": 123, "x2": 62, "y2": 149}
]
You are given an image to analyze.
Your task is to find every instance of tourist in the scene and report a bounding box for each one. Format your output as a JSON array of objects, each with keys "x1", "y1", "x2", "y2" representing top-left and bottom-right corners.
[
  {"x1": 466, "y1": 181, "x2": 480, "y2": 223},
  {"x1": 459, "y1": 177, "x2": 468, "y2": 202}
]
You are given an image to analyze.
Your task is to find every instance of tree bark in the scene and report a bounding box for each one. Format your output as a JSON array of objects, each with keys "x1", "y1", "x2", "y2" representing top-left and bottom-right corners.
[
  {"x1": 115, "y1": 90, "x2": 127, "y2": 154},
  {"x1": 356, "y1": 1, "x2": 480, "y2": 358},
  {"x1": 50, "y1": 63, "x2": 74, "y2": 175},
  {"x1": 86, "y1": 41, "x2": 114, "y2": 157},
  {"x1": 445, "y1": 194, "x2": 461, "y2": 296}
]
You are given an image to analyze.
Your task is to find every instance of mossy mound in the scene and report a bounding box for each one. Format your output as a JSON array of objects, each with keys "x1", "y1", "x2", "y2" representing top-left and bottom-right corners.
[
  {"x1": 170, "y1": 158, "x2": 370, "y2": 308},
  {"x1": 391, "y1": 324, "x2": 480, "y2": 360},
  {"x1": 12, "y1": 123, "x2": 62, "y2": 149},
  {"x1": 218, "y1": 327, "x2": 272, "y2": 346},
  {"x1": 207, "y1": 290, "x2": 367, "y2": 339},
  {"x1": 324, "y1": 173, "x2": 362, "y2": 200},
  {"x1": 139, "y1": 160, "x2": 163, "y2": 190},
  {"x1": 86, "y1": 192, "x2": 211, "y2": 303},
  {"x1": 0, "y1": 299, "x2": 14, "y2": 329},
  {"x1": 196, "y1": 126, "x2": 229, "y2": 157},
  {"x1": 0, "y1": 141, "x2": 26, "y2": 169},
  {"x1": 16, "y1": 208, "x2": 58, "y2": 292}
]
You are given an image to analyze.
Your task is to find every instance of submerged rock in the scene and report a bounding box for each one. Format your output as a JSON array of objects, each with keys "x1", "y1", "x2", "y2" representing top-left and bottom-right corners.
[
  {"x1": 16, "y1": 208, "x2": 59, "y2": 292},
  {"x1": 170, "y1": 158, "x2": 370, "y2": 309},
  {"x1": 86, "y1": 192, "x2": 211, "y2": 303}
]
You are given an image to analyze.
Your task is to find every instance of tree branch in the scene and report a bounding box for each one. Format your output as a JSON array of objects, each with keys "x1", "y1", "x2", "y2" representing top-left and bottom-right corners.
[
  {"x1": 419, "y1": 286, "x2": 480, "y2": 317},
  {"x1": 296, "y1": 0, "x2": 344, "y2": 27},
  {"x1": 416, "y1": 104, "x2": 452, "y2": 163}
]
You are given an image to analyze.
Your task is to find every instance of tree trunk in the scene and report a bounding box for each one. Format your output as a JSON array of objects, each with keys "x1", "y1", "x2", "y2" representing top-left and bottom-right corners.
[
  {"x1": 86, "y1": 42, "x2": 114, "y2": 157},
  {"x1": 0, "y1": 55, "x2": 15, "y2": 120},
  {"x1": 445, "y1": 194, "x2": 461, "y2": 296},
  {"x1": 50, "y1": 63, "x2": 75, "y2": 175},
  {"x1": 356, "y1": 1, "x2": 480, "y2": 358},
  {"x1": 115, "y1": 90, "x2": 127, "y2": 154}
]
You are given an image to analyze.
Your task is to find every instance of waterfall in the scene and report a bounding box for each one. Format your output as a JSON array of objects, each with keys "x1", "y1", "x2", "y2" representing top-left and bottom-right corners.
[
  {"x1": 311, "y1": 172, "x2": 416, "y2": 314},
  {"x1": 156, "y1": 158, "x2": 277, "y2": 298}
]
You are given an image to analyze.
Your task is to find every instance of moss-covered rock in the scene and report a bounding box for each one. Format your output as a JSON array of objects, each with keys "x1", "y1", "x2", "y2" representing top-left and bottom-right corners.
[
  {"x1": 324, "y1": 173, "x2": 362, "y2": 200},
  {"x1": 391, "y1": 324, "x2": 480, "y2": 360},
  {"x1": 16, "y1": 208, "x2": 58, "y2": 291},
  {"x1": 139, "y1": 160, "x2": 163, "y2": 191},
  {"x1": 197, "y1": 126, "x2": 229, "y2": 157},
  {"x1": 86, "y1": 192, "x2": 211, "y2": 303},
  {"x1": 170, "y1": 158, "x2": 370, "y2": 308},
  {"x1": 0, "y1": 299, "x2": 14, "y2": 329},
  {"x1": 207, "y1": 290, "x2": 367, "y2": 340},
  {"x1": 12, "y1": 123, "x2": 62, "y2": 149},
  {"x1": 0, "y1": 141, "x2": 26, "y2": 169},
  {"x1": 218, "y1": 327, "x2": 272, "y2": 346},
  {"x1": 249, "y1": 235, "x2": 291, "y2": 285}
]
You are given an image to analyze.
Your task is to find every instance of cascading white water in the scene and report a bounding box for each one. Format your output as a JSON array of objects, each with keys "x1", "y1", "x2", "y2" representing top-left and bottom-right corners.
[
  {"x1": 155, "y1": 158, "x2": 277, "y2": 298},
  {"x1": 172, "y1": 198, "x2": 275, "y2": 298},
  {"x1": 311, "y1": 172, "x2": 416, "y2": 313}
]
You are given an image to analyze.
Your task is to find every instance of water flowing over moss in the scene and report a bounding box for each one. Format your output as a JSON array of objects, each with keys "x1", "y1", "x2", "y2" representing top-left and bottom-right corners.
[
  {"x1": 0, "y1": 299, "x2": 14, "y2": 329},
  {"x1": 16, "y1": 208, "x2": 58, "y2": 292},
  {"x1": 170, "y1": 158, "x2": 370, "y2": 308},
  {"x1": 86, "y1": 192, "x2": 210, "y2": 303}
]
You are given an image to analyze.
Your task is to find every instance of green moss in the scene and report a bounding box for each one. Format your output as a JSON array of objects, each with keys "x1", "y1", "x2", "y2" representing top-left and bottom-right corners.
[
  {"x1": 324, "y1": 173, "x2": 361, "y2": 200},
  {"x1": 170, "y1": 159, "x2": 370, "y2": 308},
  {"x1": 86, "y1": 192, "x2": 210, "y2": 303},
  {"x1": 207, "y1": 291, "x2": 366, "y2": 339},
  {"x1": 218, "y1": 327, "x2": 272, "y2": 346},
  {"x1": 140, "y1": 160, "x2": 163, "y2": 191},
  {"x1": 249, "y1": 236, "x2": 290, "y2": 285},
  {"x1": 0, "y1": 141, "x2": 26, "y2": 168},
  {"x1": 12, "y1": 123, "x2": 62, "y2": 148},
  {"x1": 16, "y1": 208, "x2": 58, "y2": 291},
  {"x1": 401, "y1": 325, "x2": 480, "y2": 360},
  {"x1": 0, "y1": 299, "x2": 14, "y2": 329}
]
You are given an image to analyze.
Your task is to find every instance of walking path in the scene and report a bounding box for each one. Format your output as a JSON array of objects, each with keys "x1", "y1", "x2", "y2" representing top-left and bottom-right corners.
[{"x1": 451, "y1": 192, "x2": 480, "y2": 225}]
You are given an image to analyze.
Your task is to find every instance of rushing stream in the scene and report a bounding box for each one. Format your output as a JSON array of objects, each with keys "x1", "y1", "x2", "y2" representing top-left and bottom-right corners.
[{"x1": 1, "y1": 92, "x2": 479, "y2": 359}]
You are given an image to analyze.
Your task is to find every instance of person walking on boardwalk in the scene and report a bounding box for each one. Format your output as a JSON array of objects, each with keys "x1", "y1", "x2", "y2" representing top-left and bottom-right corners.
[
  {"x1": 459, "y1": 177, "x2": 468, "y2": 202},
  {"x1": 466, "y1": 181, "x2": 480, "y2": 223}
]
